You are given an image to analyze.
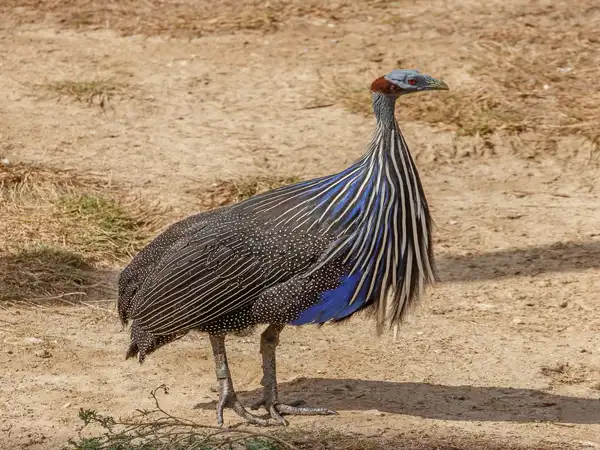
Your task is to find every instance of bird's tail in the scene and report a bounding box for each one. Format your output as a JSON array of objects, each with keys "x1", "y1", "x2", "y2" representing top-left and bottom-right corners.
[{"x1": 117, "y1": 265, "x2": 140, "y2": 328}]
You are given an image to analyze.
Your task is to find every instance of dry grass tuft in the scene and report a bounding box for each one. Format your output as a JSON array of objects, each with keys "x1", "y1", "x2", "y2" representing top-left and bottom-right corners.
[
  {"x1": 470, "y1": 40, "x2": 600, "y2": 145},
  {"x1": 57, "y1": 193, "x2": 157, "y2": 261},
  {"x1": 318, "y1": 77, "x2": 527, "y2": 137},
  {"x1": 37, "y1": 79, "x2": 129, "y2": 109},
  {"x1": 540, "y1": 362, "x2": 600, "y2": 387},
  {"x1": 402, "y1": 87, "x2": 529, "y2": 137},
  {"x1": 317, "y1": 77, "x2": 373, "y2": 117},
  {"x1": 0, "y1": 246, "x2": 92, "y2": 302},
  {"x1": 196, "y1": 175, "x2": 302, "y2": 209},
  {"x1": 0, "y1": 161, "x2": 167, "y2": 303}
]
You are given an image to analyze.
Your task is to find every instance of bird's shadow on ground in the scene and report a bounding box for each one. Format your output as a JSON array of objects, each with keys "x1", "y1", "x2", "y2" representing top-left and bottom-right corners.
[
  {"x1": 195, "y1": 378, "x2": 600, "y2": 424},
  {"x1": 437, "y1": 240, "x2": 600, "y2": 282}
]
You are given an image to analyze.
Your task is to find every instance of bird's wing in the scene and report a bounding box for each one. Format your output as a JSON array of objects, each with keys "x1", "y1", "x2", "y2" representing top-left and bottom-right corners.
[
  {"x1": 129, "y1": 214, "x2": 332, "y2": 336},
  {"x1": 117, "y1": 209, "x2": 225, "y2": 325}
]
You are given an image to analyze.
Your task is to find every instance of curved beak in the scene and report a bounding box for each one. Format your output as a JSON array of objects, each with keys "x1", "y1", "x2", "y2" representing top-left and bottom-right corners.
[{"x1": 423, "y1": 75, "x2": 449, "y2": 91}]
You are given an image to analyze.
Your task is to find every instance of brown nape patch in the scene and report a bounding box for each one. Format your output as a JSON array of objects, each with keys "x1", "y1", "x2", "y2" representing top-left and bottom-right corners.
[{"x1": 370, "y1": 76, "x2": 397, "y2": 94}]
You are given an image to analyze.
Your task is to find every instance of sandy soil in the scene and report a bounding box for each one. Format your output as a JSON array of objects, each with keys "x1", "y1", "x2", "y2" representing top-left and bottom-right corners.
[{"x1": 1, "y1": 1, "x2": 600, "y2": 449}]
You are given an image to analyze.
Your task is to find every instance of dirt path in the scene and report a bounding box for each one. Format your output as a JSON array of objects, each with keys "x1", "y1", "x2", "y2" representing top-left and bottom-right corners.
[{"x1": 1, "y1": 1, "x2": 600, "y2": 449}]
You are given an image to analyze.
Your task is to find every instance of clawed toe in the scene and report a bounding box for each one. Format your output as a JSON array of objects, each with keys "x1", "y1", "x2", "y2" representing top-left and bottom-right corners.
[
  {"x1": 217, "y1": 396, "x2": 283, "y2": 427},
  {"x1": 249, "y1": 398, "x2": 287, "y2": 425},
  {"x1": 250, "y1": 398, "x2": 337, "y2": 418},
  {"x1": 275, "y1": 403, "x2": 338, "y2": 416},
  {"x1": 232, "y1": 401, "x2": 284, "y2": 426}
]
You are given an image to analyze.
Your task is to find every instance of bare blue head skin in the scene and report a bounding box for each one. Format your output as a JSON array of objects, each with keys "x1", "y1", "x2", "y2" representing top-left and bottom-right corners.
[
  {"x1": 370, "y1": 69, "x2": 449, "y2": 124},
  {"x1": 372, "y1": 69, "x2": 449, "y2": 97}
]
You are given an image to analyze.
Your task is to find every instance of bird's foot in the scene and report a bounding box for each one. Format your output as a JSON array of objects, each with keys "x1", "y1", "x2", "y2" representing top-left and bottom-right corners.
[
  {"x1": 210, "y1": 334, "x2": 283, "y2": 427},
  {"x1": 217, "y1": 388, "x2": 283, "y2": 427},
  {"x1": 251, "y1": 397, "x2": 338, "y2": 420}
]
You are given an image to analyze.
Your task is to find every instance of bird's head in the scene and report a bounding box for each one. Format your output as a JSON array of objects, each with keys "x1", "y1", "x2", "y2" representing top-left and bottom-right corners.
[{"x1": 371, "y1": 69, "x2": 449, "y2": 97}]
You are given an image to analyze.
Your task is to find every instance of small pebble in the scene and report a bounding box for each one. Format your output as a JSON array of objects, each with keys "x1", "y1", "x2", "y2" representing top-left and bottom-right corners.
[{"x1": 35, "y1": 349, "x2": 52, "y2": 358}]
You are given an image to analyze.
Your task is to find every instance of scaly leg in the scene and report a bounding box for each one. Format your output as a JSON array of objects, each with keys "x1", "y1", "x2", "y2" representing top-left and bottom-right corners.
[
  {"x1": 208, "y1": 334, "x2": 279, "y2": 427},
  {"x1": 251, "y1": 324, "x2": 338, "y2": 421}
]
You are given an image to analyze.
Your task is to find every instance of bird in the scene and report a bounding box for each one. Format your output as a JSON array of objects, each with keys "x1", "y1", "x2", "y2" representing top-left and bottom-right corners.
[{"x1": 118, "y1": 69, "x2": 449, "y2": 427}]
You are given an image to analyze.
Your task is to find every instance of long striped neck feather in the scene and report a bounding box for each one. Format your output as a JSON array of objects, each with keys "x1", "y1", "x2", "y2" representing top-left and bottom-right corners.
[{"x1": 239, "y1": 91, "x2": 436, "y2": 333}]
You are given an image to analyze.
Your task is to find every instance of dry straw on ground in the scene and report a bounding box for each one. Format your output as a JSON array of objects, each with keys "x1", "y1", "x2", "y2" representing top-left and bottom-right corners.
[
  {"x1": 540, "y1": 362, "x2": 600, "y2": 387},
  {"x1": 194, "y1": 175, "x2": 302, "y2": 209},
  {"x1": 5, "y1": 0, "x2": 598, "y2": 154},
  {"x1": 316, "y1": 0, "x2": 600, "y2": 154},
  {"x1": 0, "y1": 162, "x2": 167, "y2": 303},
  {"x1": 2, "y1": 0, "x2": 389, "y2": 36},
  {"x1": 37, "y1": 78, "x2": 131, "y2": 110},
  {"x1": 0, "y1": 162, "x2": 299, "y2": 304}
]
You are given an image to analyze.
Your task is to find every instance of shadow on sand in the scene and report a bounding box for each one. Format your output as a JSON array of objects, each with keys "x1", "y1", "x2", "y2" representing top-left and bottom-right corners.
[{"x1": 195, "y1": 378, "x2": 600, "y2": 424}]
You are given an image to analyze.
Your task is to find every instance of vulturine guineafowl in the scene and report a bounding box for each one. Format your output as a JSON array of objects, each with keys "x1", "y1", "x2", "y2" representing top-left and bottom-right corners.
[{"x1": 118, "y1": 69, "x2": 449, "y2": 426}]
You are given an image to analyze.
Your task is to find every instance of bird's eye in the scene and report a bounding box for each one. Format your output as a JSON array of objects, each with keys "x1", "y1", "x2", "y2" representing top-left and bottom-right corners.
[{"x1": 407, "y1": 78, "x2": 417, "y2": 85}]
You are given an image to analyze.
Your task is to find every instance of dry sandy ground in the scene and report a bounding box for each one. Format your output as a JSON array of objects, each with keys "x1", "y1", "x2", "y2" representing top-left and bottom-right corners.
[{"x1": 1, "y1": 1, "x2": 600, "y2": 449}]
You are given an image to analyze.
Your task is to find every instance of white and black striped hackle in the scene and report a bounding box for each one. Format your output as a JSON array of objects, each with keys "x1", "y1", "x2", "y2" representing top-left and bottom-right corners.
[{"x1": 118, "y1": 69, "x2": 448, "y2": 362}]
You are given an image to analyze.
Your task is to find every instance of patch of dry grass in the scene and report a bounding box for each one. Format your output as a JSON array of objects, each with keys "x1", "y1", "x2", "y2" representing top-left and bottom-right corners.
[
  {"x1": 0, "y1": 246, "x2": 92, "y2": 302},
  {"x1": 403, "y1": 89, "x2": 528, "y2": 137},
  {"x1": 471, "y1": 41, "x2": 600, "y2": 144},
  {"x1": 6, "y1": 0, "x2": 599, "y2": 157},
  {"x1": 0, "y1": 162, "x2": 167, "y2": 303},
  {"x1": 317, "y1": 0, "x2": 600, "y2": 155},
  {"x1": 540, "y1": 362, "x2": 600, "y2": 387},
  {"x1": 37, "y1": 79, "x2": 130, "y2": 109},
  {"x1": 0, "y1": 164, "x2": 298, "y2": 303},
  {"x1": 316, "y1": 77, "x2": 372, "y2": 117},
  {"x1": 2, "y1": 0, "x2": 390, "y2": 37},
  {"x1": 195, "y1": 175, "x2": 301, "y2": 209},
  {"x1": 318, "y1": 77, "x2": 527, "y2": 137},
  {"x1": 57, "y1": 193, "x2": 156, "y2": 261}
]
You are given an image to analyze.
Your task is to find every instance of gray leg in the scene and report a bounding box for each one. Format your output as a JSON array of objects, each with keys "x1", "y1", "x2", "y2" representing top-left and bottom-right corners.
[
  {"x1": 251, "y1": 324, "x2": 338, "y2": 420},
  {"x1": 208, "y1": 334, "x2": 279, "y2": 427}
]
